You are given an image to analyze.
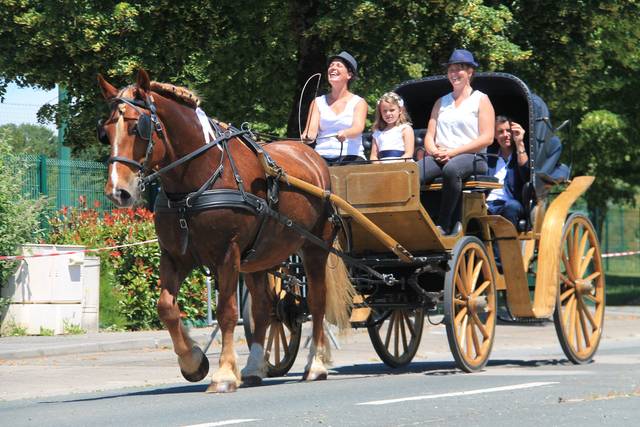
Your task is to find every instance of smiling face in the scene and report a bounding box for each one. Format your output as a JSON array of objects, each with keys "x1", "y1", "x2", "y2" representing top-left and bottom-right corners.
[
  {"x1": 379, "y1": 100, "x2": 400, "y2": 127},
  {"x1": 495, "y1": 120, "x2": 513, "y2": 150},
  {"x1": 447, "y1": 63, "x2": 474, "y2": 89},
  {"x1": 327, "y1": 59, "x2": 352, "y2": 86}
]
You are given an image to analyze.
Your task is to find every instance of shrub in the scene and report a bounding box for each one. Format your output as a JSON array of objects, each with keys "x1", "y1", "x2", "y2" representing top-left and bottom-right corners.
[
  {"x1": 0, "y1": 139, "x2": 46, "y2": 288},
  {"x1": 48, "y1": 203, "x2": 210, "y2": 330}
]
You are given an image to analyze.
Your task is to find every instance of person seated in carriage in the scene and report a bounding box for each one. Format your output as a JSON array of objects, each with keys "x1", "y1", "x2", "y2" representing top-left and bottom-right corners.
[
  {"x1": 418, "y1": 49, "x2": 495, "y2": 236},
  {"x1": 369, "y1": 92, "x2": 415, "y2": 163},
  {"x1": 486, "y1": 115, "x2": 530, "y2": 227},
  {"x1": 302, "y1": 51, "x2": 368, "y2": 165}
]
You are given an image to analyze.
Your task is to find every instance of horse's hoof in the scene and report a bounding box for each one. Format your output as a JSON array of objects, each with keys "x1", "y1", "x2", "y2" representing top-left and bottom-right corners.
[
  {"x1": 206, "y1": 381, "x2": 238, "y2": 393},
  {"x1": 302, "y1": 370, "x2": 328, "y2": 381},
  {"x1": 241, "y1": 375, "x2": 263, "y2": 387},
  {"x1": 180, "y1": 354, "x2": 210, "y2": 382}
]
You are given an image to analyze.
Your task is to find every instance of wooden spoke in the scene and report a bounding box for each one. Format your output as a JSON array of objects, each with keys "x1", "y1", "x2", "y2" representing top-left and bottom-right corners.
[
  {"x1": 470, "y1": 310, "x2": 489, "y2": 340},
  {"x1": 568, "y1": 296, "x2": 577, "y2": 348},
  {"x1": 584, "y1": 271, "x2": 602, "y2": 282},
  {"x1": 472, "y1": 280, "x2": 491, "y2": 298},
  {"x1": 466, "y1": 250, "x2": 476, "y2": 292},
  {"x1": 265, "y1": 324, "x2": 276, "y2": 358},
  {"x1": 402, "y1": 310, "x2": 416, "y2": 337},
  {"x1": 399, "y1": 312, "x2": 409, "y2": 353},
  {"x1": 470, "y1": 321, "x2": 482, "y2": 357},
  {"x1": 455, "y1": 306, "x2": 468, "y2": 325},
  {"x1": 278, "y1": 324, "x2": 289, "y2": 358},
  {"x1": 560, "y1": 273, "x2": 575, "y2": 288},
  {"x1": 577, "y1": 232, "x2": 589, "y2": 271},
  {"x1": 459, "y1": 316, "x2": 468, "y2": 349},
  {"x1": 562, "y1": 295, "x2": 575, "y2": 327},
  {"x1": 577, "y1": 301, "x2": 592, "y2": 348},
  {"x1": 458, "y1": 257, "x2": 469, "y2": 292},
  {"x1": 571, "y1": 224, "x2": 580, "y2": 273},
  {"x1": 470, "y1": 259, "x2": 484, "y2": 292},
  {"x1": 579, "y1": 247, "x2": 596, "y2": 278},
  {"x1": 574, "y1": 304, "x2": 583, "y2": 353},
  {"x1": 465, "y1": 321, "x2": 474, "y2": 359},
  {"x1": 578, "y1": 298, "x2": 598, "y2": 332},
  {"x1": 394, "y1": 311, "x2": 401, "y2": 357},
  {"x1": 562, "y1": 253, "x2": 576, "y2": 281},
  {"x1": 454, "y1": 298, "x2": 467, "y2": 306},
  {"x1": 560, "y1": 287, "x2": 575, "y2": 302},
  {"x1": 584, "y1": 293, "x2": 599, "y2": 303},
  {"x1": 455, "y1": 274, "x2": 469, "y2": 299},
  {"x1": 273, "y1": 324, "x2": 281, "y2": 363},
  {"x1": 384, "y1": 312, "x2": 395, "y2": 349}
]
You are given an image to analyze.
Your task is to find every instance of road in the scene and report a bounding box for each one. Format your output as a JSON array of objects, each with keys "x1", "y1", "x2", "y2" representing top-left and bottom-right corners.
[{"x1": 1, "y1": 309, "x2": 639, "y2": 426}]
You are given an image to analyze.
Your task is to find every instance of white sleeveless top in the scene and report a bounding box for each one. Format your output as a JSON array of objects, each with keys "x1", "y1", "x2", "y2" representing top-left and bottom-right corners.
[
  {"x1": 372, "y1": 123, "x2": 411, "y2": 159},
  {"x1": 435, "y1": 90, "x2": 485, "y2": 152},
  {"x1": 315, "y1": 94, "x2": 365, "y2": 158}
]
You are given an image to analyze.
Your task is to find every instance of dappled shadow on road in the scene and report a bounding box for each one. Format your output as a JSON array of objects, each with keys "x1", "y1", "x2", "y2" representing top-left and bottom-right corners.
[
  {"x1": 486, "y1": 358, "x2": 574, "y2": 368},
  {"x1": 38, "y1": 384, "x2": 210, "y2": 404}
]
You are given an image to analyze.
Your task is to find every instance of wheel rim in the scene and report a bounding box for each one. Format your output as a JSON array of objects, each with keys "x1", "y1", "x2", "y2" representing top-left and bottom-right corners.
[
  {"x1": 555, "y1": 215, "x2": 605, "y2": 363},
  {"x1": 368, "y1": 307, "x2": 424, "y2": 368},
  {"x1": 446, "y1": 239, "x2": 496, "y2": 371}
]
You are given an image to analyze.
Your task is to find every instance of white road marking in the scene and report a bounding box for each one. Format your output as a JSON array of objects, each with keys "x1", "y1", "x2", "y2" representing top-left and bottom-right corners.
[
  {"x1": 181, "y1": 419, "x2": 261, "y2": 427},
  {"x1": 357, "y1": 381, "x2": 558, "y2": 406}
]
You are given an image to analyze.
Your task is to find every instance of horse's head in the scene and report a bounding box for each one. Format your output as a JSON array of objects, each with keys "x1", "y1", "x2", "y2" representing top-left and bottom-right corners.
[{"x1": 97, "y1": 69, "x2": 167, "y2": 207}]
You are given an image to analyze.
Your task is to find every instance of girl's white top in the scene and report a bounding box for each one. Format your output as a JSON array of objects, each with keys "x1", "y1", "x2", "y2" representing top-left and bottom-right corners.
[
  {"x1": 372, "y1": 123, "x2": 411, "y2": 159},
  {"x1": 315, "y1": 94, "x2": 364, "y2": 158},
  {"x1": 435, "y1": 90, "x2": 485, "y2": 152}
]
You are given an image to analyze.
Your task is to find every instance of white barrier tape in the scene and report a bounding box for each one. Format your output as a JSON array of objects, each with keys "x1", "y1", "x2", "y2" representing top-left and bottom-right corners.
[
  {"x1": 601, "y1": 250, "x2": 640, "y2": 259},
  {"x1": 0, "y1": 239, "x2": 159, "y2": 262}
]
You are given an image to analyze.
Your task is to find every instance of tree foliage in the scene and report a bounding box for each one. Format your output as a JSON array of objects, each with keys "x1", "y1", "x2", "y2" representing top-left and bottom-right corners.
[
  {"x1": 0, "y1": 0, "x2": 638, "y2": 216},
  {"x1": 0, "y1": 123, "x2": 56, "y2": 157}
]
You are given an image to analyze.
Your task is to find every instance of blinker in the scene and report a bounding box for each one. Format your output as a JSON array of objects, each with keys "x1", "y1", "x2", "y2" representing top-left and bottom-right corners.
[{"x1": 96, "y1": 119, "x2": 110, "y2": 145}]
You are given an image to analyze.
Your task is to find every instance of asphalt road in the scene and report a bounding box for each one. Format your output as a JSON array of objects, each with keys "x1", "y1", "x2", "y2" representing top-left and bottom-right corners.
[{"x1": 1, "y1": 310, "x2": 639, "y2": 426}]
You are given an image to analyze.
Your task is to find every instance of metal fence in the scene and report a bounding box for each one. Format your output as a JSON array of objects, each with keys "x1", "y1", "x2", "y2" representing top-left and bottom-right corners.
[
  {"x1": 600, "y1": 205, "x2": 640, "y2": 276},
  {"x1": 16, "y1": 155, "x2": 114, "y2": 213}
]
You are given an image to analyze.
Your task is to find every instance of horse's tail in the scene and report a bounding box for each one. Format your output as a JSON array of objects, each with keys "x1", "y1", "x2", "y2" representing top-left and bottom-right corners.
[{"x1": 324, "y1": 239, "x2": 355, "y2": 331}]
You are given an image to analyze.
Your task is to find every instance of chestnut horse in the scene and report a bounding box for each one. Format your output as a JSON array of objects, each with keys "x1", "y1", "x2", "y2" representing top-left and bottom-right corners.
[{"x1": 97, "y1": 70, "x2": 353, "y2": 393}]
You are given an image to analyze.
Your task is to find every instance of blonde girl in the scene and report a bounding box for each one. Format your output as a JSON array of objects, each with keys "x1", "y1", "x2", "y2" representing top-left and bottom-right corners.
[{"x1": 370, "y1": 92, "x2": 414, "y2": 162}]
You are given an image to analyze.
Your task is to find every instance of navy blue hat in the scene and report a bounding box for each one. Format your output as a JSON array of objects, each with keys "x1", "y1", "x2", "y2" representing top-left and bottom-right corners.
[
  {"x1": 328, "y1": 51, "x2": 358, "y2": 76},
  {"x1": 442, "y1": 49, "x2": 479, "y2": 68}
]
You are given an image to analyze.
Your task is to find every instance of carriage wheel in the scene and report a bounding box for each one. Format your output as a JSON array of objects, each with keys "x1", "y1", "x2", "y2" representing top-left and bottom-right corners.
[
  {"x1": 444, "y1": 236, "x2": 497, "y2": 372},
  {"x1": 553, "y1": 213, "x2": 605, "y2": 364},
  {"x1": 242, "y1": 269, "x2": 303, "y2": 377},
  {"x1": 367, "y1": 307, "x2": 425, "y2": 368}
]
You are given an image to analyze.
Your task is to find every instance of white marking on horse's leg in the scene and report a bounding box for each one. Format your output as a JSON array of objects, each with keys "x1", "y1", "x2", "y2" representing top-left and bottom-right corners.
[
  {"x1": 241, "y1": 343, "x2": 267, "y2": 379},
  {"x1": 110, "y1": 112, "x2": 125, "y2": 198},
  {"x1": 303, "y1": 341, "x2": 329, "y2": 381}
]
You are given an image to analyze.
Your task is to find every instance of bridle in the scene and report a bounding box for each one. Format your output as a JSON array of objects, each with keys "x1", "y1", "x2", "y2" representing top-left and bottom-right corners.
[
  {"x1": 98, "y1": 95, "x2": 165, "y2": 181},
  {"x1": 97, "y1": 94, "x2": 247, "y2": 192}
]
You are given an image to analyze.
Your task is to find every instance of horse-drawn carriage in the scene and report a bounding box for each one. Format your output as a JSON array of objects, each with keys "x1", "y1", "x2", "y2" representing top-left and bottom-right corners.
[
  {"x1": 244, "y1": 72, "x2": 605, "y2": 376},
  {"x1": 97, "y1": 70, "x2": 604, "y2": 393}
]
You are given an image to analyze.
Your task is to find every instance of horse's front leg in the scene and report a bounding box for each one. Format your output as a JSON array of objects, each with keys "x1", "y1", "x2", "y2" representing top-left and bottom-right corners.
[
  {"x1": 207, "y1": 241, "x2": 242, "y2": 393},
  {"x1": 157, "y1": 254, "x2": 209, "y2": 383},
  {"x1": 240, "y1": 271, "x2": 271, "y2": 386}
]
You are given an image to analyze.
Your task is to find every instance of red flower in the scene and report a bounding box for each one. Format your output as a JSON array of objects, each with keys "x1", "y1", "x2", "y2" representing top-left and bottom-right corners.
[{"x1": 93, "y1": 200, "x2": 101, "y2": 208}]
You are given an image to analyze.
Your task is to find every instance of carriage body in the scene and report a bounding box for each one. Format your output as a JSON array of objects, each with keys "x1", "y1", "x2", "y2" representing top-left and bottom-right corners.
[{"x1": 323, "y1": 72, "x2": 605, "y2": 371}]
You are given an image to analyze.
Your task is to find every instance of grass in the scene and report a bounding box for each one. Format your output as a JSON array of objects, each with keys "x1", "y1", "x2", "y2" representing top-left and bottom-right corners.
[
  {"x1": 62, "y1": 319, "x2": 85, "y2": 335},
  {"x1": 605, "y1": 273, "x2": 640, "y2": 306},
  {"x1": 99, "y1": 264, "x2": 128, "y2": 330}
]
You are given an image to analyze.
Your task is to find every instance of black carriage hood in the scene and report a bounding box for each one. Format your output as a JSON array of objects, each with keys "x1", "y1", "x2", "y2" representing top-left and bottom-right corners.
[{"x1": 394, "y1": 72, "x2": 566, "y2": 195}]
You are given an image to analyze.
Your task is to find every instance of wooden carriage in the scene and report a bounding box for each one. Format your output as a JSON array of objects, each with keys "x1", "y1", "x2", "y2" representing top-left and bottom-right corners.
[{"x1": 246, "y1": 72, "x2": 605, "y2": 375}]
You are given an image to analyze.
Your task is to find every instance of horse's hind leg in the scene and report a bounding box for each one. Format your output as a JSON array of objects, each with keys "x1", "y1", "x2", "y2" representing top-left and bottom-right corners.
[
  {"x1": 207, "y1": 241, "x2": 242, "y2": 393},
  {"x1": 301, "y1": 245, "x2": 331, "y2": 381},
  {"x1": 157, "y1": 254, "x2": 209, "y2": 383},
  {"x1": 240, "y1": 271, "x2": 271, "y2": 386}
]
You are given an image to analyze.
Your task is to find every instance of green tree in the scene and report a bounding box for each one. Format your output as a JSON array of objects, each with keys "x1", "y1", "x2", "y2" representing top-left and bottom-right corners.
[{"x1": 0, "y1": 123, "x2": 56, "y2": 157}]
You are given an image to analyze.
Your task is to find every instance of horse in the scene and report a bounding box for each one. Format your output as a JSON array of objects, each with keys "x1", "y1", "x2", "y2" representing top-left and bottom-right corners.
[{"x1": 97, "y1": 69, "x2": 354, "y2": 393}]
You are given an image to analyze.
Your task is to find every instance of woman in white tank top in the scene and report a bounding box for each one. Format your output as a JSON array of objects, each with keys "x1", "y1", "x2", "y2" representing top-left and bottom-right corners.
[
  {"x1": 302, "y1": 51, "x2": 368, "y2": 164},
  {"x1": 418, "y1": 49, "x2": 495, "y2": 235}
]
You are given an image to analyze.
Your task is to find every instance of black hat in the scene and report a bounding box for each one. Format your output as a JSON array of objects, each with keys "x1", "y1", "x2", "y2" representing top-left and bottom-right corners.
[
  {"x1": 442, "y1": 49, "x2": 479, "y2": 68},
  {"x1": 328, "y1": 51, "x2": 358, "y2": 76}
]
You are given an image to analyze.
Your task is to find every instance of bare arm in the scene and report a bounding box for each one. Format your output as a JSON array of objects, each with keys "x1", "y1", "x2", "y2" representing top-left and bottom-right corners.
[
  {"x1": 402, "y1": 126, "x2": 415, "y2": 159},
  {"x1": 423, "y1": 99, "x2": 441, "y2": 155},
  {"x1": 301, "y1": 99, "x2": 319, "y2": 143},
  {"x1": 369, "y1": 137, "x2": 380, "y2": 161},
  {"x1": 337, "y1": 98, "x2": 368, "y2": 141},
  {"x1": 449, "y1": 94, "x2": 495, "y2": 157}
]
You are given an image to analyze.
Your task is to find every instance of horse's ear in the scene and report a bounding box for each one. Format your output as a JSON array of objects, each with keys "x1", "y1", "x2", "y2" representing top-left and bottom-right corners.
[
  {"x1": 97, "y1": 74, "x2": 118, "y2": 100},
  {"x1": 136, "y1": 69, "x2": 151, "y2": 93}
]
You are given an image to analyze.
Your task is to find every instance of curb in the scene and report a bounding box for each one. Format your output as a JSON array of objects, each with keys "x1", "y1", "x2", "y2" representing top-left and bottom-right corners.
[{"x1": 0, "y1": 327, "x2": 247, "y2": 361}]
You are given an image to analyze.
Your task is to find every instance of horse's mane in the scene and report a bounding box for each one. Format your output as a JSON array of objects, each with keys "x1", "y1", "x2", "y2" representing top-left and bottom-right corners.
[{"x1": 150, "y1": 82, "x2": 200, "y2": 109}]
